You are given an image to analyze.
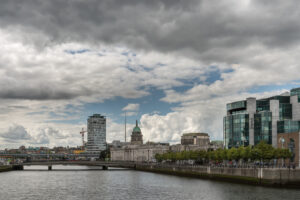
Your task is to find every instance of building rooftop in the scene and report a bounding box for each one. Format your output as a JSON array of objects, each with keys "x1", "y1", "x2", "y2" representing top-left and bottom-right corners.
[
  {"x1": 182, "y1": 133, "x2": 209, "y2": 137},
  {"x1": 89, "y1": 114, "x2": 105, "y2": 118}
]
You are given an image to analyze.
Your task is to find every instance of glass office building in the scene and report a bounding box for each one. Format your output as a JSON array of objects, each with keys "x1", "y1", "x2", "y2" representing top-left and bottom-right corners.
[
  {"x1": 86, "y1": 114, "x2": 106, "y2": 154},
  {"x1": 224, "y1": 87, "x2": 300, "y2": 149}
]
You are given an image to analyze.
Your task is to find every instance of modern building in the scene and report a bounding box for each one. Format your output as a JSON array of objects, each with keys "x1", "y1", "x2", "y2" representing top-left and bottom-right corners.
[
  {"x1": 86, "y1": 114, "x2": 106, "y2": 154},
  {"x1": 131, "y1": 120, "x2": 143, "y2": 145},
  {"x1": 224, "y1": 87, "x2": 300, "y2": 149}
]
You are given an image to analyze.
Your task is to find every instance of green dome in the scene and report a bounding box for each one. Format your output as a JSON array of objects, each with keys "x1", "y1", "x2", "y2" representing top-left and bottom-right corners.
[
  {"x1": 132, "y1": 120, "x2": 141, "y2": 133},
  {"x1": 133, "y1": 126, "x2": 141, "y2": 133}
]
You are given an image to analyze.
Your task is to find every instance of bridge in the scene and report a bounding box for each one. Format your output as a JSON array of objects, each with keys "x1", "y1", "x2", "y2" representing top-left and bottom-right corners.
[
  {"x1": 12, "y1": 161, "x2": 136, "y2": 170},
  {"x1": 0, "y1": 153, "x2": 99, "y2": 158}
]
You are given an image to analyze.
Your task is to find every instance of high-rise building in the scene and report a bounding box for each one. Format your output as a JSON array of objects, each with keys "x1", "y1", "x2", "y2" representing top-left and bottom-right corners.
[
  {"x1": 86, "y1": 114, "x2": 106, "y2": 154},
  {"x1": 224, "y1": 87, "x2": 300, "y2": 149}
]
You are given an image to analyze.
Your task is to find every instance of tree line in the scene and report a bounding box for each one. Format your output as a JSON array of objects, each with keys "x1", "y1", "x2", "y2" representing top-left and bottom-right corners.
[{"x1": 155, "y1": 141, "x2": 292, "y2": 166}]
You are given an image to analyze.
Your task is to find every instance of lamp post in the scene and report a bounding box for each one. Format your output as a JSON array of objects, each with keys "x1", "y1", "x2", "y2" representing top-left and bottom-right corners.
[{"x1": 280, "y1": 137, "x2": 285, "y2": 167}]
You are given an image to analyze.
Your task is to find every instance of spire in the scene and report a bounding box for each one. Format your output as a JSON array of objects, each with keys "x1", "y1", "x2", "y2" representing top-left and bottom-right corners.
[{"x1": 136, "y1": 120, "x2": 138, "y2": 127}]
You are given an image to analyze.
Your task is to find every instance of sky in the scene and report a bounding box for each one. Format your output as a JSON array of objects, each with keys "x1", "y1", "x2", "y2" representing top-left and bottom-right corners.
[{"x1": 1, "y1": 0, "x2": 300, "y2": 148}]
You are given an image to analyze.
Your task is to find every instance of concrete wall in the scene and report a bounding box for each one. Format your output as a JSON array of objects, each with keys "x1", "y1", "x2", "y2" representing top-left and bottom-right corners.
[
  {"x1": 136, "y1": 164, "x2": 300, "y2": 186},
  {"x1": 270, "y1": 100, "x2": 279, "y2": 148},
  {"x1": 247, "y1": 98, "x2": 256, "y2": 146},
  {"x1": 291, "y1": 95, "x2": 300, "y2": 121}
]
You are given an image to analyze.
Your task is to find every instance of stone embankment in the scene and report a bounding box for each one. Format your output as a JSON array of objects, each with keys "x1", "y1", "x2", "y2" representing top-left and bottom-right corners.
[
  {"x1": 135, "y1": 164, "x2": 300, "y2": 188},
  {"x1": 0, "y1": 165, "x2": 12, "y2": 173}
]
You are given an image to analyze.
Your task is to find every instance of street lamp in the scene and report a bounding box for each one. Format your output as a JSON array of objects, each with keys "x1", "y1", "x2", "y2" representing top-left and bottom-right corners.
[{"x1": 280, "y1": 137, "x2": 285, "y2": 167}]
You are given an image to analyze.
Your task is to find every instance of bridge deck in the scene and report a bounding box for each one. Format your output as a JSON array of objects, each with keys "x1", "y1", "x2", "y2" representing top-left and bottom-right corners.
[{"x1": 15, "y1": 161, "x2": 136, "y2": 168}]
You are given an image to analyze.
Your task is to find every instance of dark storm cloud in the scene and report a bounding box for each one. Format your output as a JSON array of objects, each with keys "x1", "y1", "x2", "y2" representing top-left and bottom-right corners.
[
  {"x1": 1, "y1": 0, "x2": 300, "y2": 102},
  {"x1": 0, "y1": 88, "x2": 80, "y2": 100},
  {"x1": 0, "y1": 89, "x2": 76, "y2": 100},
  {"x1": 1, "y1": 0, "x2": 299, "y2": 61}
]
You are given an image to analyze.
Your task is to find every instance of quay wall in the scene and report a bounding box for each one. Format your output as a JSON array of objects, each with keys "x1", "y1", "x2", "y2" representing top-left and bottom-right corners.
[
  {"x1": 135, "y1": 164, "x2": 300, "y2": 187},
  {"x1": 0, "y1": 165, "x2": 12, "y2": 173}
]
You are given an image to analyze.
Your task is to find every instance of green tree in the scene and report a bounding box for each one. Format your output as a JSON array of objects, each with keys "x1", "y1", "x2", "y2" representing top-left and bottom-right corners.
[
  {"x1": 251, "y1": 148, "x2": 262, "y2": 161},
  {"x1": 190, "y1": 151, "x2": 198, "y2": 160},
  {"x1": 241, "y1": 146, "x2": 251, "y2": 162},
  {"x1": 221, "y1": 149, "x2": 228, "y2": 161},
  {"x1": 155, "y1": 154, "x2": 163, "y2": 162},
  {"x1": 255, "y1": 141, "x2": 275, "y2": 161}
]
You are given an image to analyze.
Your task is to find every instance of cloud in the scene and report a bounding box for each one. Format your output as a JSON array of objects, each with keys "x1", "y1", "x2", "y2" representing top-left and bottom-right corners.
[
  {"x1": 106, "y1": 118, "x2": 135, "y2": 143},
  {"x1": 30, "y1": 129, "x2": 50, "y2": 145},
  {"x1": 0, "y1": 0, "x2": 300, "y2": 147},
  {"x1": 0, "y1": 125, "x2": 31, "y2": 142},
  {"x1": 141, "y1": 89, "x2": 289, "y2": 144},
  {"x1": 122, "y1": 103, "x2": 140, "y2": 111},
  {"x1": 1, "y1": 0, "x2": 300, "y2": 63},
  {"x1": 0, "y1": 123, "x2": 82, "y2": 147}
]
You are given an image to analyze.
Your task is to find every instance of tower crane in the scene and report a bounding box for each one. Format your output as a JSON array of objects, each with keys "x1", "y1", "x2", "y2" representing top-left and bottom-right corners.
[{"x1": 79, "y1": 128, "x2": 86, "y2": 150}]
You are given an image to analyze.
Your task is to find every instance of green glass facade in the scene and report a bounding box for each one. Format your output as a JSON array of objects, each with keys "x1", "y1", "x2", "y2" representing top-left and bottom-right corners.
[
  {"x1": 254, "y1": 111, "x2": 272, "y2": 145},
  {"x1": 224, "y1": 87, "x2": 300, "y2": 149},
  {"x1": 226, "y1": 101, "x2": 246, "y2": 112},
  {"x1": 256, "y1": 100, "x2": 269, "y2": 112},
  {"x1": 291, "y1": 88, "x2": 300, "y2": 102},
  {"x1": 277, "y1": 120, "x2": 300, "y2": 134},
  {"x1": 291, "y1": 88, "x2": 300, "y2": 96},
  {"x1": 279, "y1": 103, "x2": 292, "y2": 120},
  {"x1": 224, "y1": 114, "x2": 249, "y2": 149}
]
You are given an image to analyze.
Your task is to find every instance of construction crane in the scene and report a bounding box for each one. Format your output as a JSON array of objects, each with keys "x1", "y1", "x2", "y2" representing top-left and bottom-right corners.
[{"x1": 79, "y1": 128, "x2": 86, "y2": 150}]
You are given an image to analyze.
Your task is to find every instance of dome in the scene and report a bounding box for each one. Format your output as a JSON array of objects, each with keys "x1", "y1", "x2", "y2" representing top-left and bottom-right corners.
[
  {"x1": 133, "y1": 126, "x2": 141, "y2": 133},
  {"x1": 132, "y1": 120, "x2": 141, "y2": 133}
]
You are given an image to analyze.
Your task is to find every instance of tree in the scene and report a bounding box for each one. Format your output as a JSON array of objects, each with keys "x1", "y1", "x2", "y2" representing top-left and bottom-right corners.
[
  {"x1": 190, "y1": 151, "x2": 198, "y2": 160},
  {"x1": 228, "y1": 147, "x2": 239, "y2": 161},
  {"x1": 241, "y1": 146, "x2": 251, "y2": 163},
  {"x1": 251, "y1": 148, "x2": 262, "y2": 162},
  {"x1": 99, "y1": 149, "x2": 110, "y2": 160},
  {"x1": 281, "y1": 149, "x2": 292, "y2": 160},
  {"x1": 155, "y1": 154, "x2": 163, "y2": 162},
  {"x1": 255, "y1": 141, "x2": 274, "y2": 162},
  {"x1": 221, "y1": 149, "x2": 228, "y2": 161}
]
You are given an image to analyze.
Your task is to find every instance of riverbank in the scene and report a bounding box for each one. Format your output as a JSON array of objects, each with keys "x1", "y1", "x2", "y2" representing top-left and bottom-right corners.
[
  {"x1": 0, "y1": 165, "x2": 12, "y2": 173},
  {"x1": 135, "y1": 164, "x2": 300, "y2": 188}
]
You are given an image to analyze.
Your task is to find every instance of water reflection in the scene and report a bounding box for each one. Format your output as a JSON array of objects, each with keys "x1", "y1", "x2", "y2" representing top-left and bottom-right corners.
[{"x1": 0, "y1": 165, "x2": 299, "y2": 200}]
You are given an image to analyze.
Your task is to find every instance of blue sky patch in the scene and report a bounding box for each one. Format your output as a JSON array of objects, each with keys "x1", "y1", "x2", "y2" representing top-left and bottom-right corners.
[{"x1": 64, "y1": 49, "x2": 90, "y2": 55}]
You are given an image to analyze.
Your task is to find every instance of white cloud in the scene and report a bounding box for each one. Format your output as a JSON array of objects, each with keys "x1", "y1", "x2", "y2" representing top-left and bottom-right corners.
[
  {"x1": 122, "y1": 103, "x2": 140, "y2": 111},
  {"x1": 141, "y1": 89, "x2": 289, "y2": 144},
  {"x1": 0, "y1": 125, "x2": 32, "y2": 142},
  {"x1": 1, "y1": 0, "x2": 300, "y2": 148}
]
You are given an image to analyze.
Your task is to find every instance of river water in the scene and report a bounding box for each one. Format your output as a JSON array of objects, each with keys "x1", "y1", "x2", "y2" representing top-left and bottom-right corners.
[{"x1": 0, "y1": 165, "x2": 299, "y2": 200}]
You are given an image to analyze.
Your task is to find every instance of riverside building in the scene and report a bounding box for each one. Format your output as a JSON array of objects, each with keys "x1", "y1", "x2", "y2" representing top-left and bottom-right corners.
[
  {"x1": 110, "y1": 120, "x2": 169, "y2": 162},
  {"x1": 170, "y1": 133, "x2": 223, "y2": 152},
  {"x1": 224, "y1": 87, "x2": 300, "y2": 155},
  {"x1": 86, "y1": 114, "x2": 106, "y2": 154}
]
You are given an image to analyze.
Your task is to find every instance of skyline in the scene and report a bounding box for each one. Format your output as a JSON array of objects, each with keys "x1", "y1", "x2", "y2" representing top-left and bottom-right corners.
[{"x1": 1, "y1": 0, "x2": 300, "y2": 148}]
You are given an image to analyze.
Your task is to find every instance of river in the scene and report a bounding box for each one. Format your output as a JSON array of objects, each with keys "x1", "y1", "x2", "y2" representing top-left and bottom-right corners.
[{"x1": 0, "y1": 165, "x2": 299, "y2": 200}]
